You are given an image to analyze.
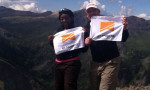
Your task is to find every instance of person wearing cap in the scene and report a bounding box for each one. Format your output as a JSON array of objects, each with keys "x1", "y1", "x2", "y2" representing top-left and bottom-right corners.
[
  {"x1": 84, "y1": 3, "x2": 129, "y2": 90},
  {"x1": 48, "y1": 8, "x2": 87, "y2": 90}
]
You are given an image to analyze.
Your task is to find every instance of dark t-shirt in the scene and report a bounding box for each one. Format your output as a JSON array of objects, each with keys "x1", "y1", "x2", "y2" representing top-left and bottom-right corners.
[{"x1": 84, "y1": 21, "x2": 129, "y2": 62}]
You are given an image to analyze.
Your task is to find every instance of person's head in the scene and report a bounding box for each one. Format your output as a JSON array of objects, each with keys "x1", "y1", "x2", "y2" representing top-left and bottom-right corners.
[
  {"x1": 59, "y1": 8, "x2": 74, "y2": 29},
  {"x1": 86, "y1": 3, "x2": 100, "y2": 20}
]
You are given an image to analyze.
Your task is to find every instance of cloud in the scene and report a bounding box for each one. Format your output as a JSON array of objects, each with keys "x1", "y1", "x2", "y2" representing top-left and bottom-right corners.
[
  {"x1": 118, "y1": 5, "x2": 134, "y2": 16},
  {"x1": 102, "y1": 0, "x2": 117, "y2": 1},
  {"x1": 101, "y1": 5, "x2": 106, "y2": 11},
  {"x1": 0, "y1": 0, "x2": 46, "y2": 13},
  {"x1": 118, "y1": 0, "x2": 122, "y2": 4},
  {"x1": 1, "y1": 0, "x2": 33, "y2": 3},
  {"x1": 8, "y1": 3, "x2": 46, "y2": 12},
  {"x1": 137, "y1": 13, "x2": 150, "y2": 20},
  {"x1": 117, "y1": 0, "x2": 134, "y2": 16},
  {"x1": 80, "y1": 0, "x2": 150, "y2": 20},
  {"x1": 80, "y1": 0, "x2": 134, "y2": 16},
  {"x1": 90, "y1": 0, "x2": 106, "y2": 11},
  {"x1": 80, "y1": 0, "x2": 106, "y2": 14},
  {"x1": 90, "y1": 0, "x2": 100, "y2": 5},
  {"x1": 101, "y1": 0, "x2": 133, "y2": 16},
  {"x1": 80, "y1": 1, "x2": 89, "y2": 9}
]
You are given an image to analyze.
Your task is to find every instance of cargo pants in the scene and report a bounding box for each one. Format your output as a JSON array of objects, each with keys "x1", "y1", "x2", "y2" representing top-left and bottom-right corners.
[{"x1": 90, "y1": 57, "x2": 120, "y2": 90}]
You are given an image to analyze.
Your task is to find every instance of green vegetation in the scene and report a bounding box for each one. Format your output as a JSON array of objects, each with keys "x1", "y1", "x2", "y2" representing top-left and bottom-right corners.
[
  {"x1": 0, "y1": 15, "x2": 57, "y2": 89},
  {"x1": 1, "y1": 9, "x2": 150, "y2": 89},
  {"x1": 119, "y1": 33, "x2": 150, "y2": 86}
]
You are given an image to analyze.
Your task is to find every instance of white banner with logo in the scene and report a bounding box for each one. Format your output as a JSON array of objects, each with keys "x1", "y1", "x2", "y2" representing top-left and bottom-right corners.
[
  {"x1": 53, "y1": 27, "x2": 84, "y2": 55},
  {"x1": 90, "y1": 16, "x2": 124, "y2": 41}
]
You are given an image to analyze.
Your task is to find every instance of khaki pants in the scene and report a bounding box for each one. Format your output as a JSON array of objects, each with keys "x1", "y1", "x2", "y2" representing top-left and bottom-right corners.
[{"x1": 90, "y1": 57, "x2": 120, "y2": 90}]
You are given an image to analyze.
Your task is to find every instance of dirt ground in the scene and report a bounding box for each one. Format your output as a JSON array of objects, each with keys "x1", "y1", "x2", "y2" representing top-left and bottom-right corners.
[{"x1": 117, "y1": 85, "x2": 150, "y2": 90}]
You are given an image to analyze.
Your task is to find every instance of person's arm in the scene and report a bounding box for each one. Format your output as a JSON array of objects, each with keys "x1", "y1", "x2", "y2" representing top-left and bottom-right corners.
[
  {"x1": 48, "y1": 35, "x2": 54, "y2": 47},
  {"x1": 121, "y1": 17, "x2": 129, "y2": 42}
]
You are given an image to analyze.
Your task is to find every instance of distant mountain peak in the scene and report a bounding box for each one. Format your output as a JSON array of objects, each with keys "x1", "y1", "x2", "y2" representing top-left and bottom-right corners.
[{"x1": 0, "y1": 6, "x2": 52, "y2": 17}]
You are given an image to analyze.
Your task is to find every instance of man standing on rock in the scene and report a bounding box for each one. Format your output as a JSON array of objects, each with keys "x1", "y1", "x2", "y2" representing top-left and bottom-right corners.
[{"x1": 84, "y1": 3, "x2": 129, "y2": 90}]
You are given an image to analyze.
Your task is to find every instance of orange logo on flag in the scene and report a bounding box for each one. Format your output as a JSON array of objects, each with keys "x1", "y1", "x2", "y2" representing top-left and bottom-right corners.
[
  {"x1": 100, "y1": 22, "x2": 114, "y2": 32},
  {"x1": 62, "y1": 32, "x2": 75, "y2": 43}
]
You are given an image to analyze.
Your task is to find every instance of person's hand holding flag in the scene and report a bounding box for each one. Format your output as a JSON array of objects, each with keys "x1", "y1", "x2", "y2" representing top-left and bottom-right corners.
[{"x1": 122, "y1": 16, "x2": 128, "y2": 30}]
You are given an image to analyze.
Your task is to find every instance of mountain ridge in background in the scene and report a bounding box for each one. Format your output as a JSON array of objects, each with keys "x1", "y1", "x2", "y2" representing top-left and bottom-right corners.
[{"x1": 0, "y1": 6, "x2": 52, "y2": 17}]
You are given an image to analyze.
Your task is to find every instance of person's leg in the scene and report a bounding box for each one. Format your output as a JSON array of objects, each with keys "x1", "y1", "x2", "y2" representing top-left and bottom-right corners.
[
  {"x1": 64, "y1": 61, "x2": 81, "y2": 90},
  {"x1": 99, "y1": 57, "x2": 120, "y2": 90},
  {"x1": 54, "y1": 62, "x2": 65, "y2": 90},
  {"x1": 90, "y1": 61, "x2": 101, "y2": 90}
]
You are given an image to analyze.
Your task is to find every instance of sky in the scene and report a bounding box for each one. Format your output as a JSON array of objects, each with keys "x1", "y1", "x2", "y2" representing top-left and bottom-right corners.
[{"x1": 0, "y1": 0, "x2": 150, "y2": 20}]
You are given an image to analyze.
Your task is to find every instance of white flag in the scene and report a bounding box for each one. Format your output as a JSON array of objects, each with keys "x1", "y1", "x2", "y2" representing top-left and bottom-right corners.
[
  {"x1": 53, "y1": 27, "x2": 85, "y2": 55},
  {"x1": 90, "y1": 16, "x2": 124, "y2": 41}
]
